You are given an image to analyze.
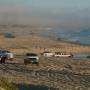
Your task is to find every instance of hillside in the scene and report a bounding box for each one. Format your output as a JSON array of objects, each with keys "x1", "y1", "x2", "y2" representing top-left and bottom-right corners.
[
  {"x1": 0, "y1": 33, "x2": 90, "y2": 90},
  {"x1": 0, "y1": 34, "x2": 90, "y2": 54}
]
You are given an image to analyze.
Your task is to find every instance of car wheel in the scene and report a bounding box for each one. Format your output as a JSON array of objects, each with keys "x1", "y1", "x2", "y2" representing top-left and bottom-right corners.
[
  {"x1": 24, "y1": 60, "x2": 28, "y2": 65},
  {"x1": 1, "y1": 56, "x2": 6, "y2": 64},
  {"x1": 10, "y1": 58, "x2": 13, "y2": 61},
  {"x1": 36, "y1": 62, "x2": 39, "y2": 66}
]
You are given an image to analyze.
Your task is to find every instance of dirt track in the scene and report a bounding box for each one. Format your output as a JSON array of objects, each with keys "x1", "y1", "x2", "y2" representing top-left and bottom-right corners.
[{"x1": 0, "y1": 56, "x2": 90, "y2": 90}]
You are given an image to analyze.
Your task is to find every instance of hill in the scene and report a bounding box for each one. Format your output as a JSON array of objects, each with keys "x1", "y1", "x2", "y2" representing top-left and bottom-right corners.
[{"x1": 0, "y1": 34, "x2": 90, "y2": 54}]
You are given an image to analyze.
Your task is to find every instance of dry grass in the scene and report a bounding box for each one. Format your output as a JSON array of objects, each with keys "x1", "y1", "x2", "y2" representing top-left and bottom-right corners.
[
  {"x1": 0, "y1": 78, "x2": 18, "y2": 90},
  {"x1": 0, "y1": 34, "x2": 90, "y2": 55},
  {"x1": 0, "y1": 25, "x2": 90, "y2": 90}
]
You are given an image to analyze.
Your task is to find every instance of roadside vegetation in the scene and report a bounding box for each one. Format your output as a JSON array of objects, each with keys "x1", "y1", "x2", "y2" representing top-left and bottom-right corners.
[{"x1": 0, "y1": 78, "x2": 19, "y2": 90}]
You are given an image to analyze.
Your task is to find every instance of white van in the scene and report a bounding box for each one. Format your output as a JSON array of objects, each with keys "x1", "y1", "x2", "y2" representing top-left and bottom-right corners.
[{"x1": 41, "y1": 51, "x2": 54, "y2": 57}]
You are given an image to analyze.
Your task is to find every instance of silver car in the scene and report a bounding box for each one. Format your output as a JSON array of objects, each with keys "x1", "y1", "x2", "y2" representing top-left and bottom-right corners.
[
  {"x1": 24, "y1": 53, "x2": 39, "y2": 65},
  {"x1": 0, "y1": 49, "x2": 14, "y2": 61}
]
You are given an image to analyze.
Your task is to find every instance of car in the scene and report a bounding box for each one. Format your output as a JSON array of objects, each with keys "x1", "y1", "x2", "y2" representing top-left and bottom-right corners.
[
  {"x1": 0, "y1": 49, "x2": 14, "y2": 61},
  {"x1": 41, "y1": 51, "x2": 54, "y2": 57},
  {"x1": 24, "y1": 53, "x2": 39, "y2": 65}
]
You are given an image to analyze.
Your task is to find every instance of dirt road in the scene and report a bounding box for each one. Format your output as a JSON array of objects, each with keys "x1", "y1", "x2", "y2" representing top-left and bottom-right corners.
[{"x1": 0, "y1": 56, "x2": 90, "y2": 90}]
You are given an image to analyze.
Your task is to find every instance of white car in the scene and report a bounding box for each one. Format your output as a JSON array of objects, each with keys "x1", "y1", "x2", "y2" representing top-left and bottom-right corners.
[
  {"x1": 41, "y1": 51, "x2": 54, "y2": 57},
  {"x1": 0, "y1": 49, "x2": 14, "y2": 60}
]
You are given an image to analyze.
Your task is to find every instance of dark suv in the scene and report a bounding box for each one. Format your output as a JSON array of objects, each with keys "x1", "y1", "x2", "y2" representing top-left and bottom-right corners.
[{"x1": 24, "y1": 53, "x2": 39, "y2": 65}]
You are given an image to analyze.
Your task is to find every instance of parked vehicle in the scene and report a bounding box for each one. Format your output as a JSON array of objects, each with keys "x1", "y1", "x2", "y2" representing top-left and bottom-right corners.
[
  {"x1": 54, "y1": 52, "x2": 73, "y2": 57},
  {"x1": 41, "y1": 51, "x2": 54, "y2": 57},
  {"x1": 24, "y1": 53, "x2": 39, "y2": 65},
  {"x1": 0, "y1": 49, "x2": 14, "y2": 61}
]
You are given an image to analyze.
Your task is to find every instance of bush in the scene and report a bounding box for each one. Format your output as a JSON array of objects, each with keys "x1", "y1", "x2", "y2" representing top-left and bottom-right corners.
[
  {"x1": 4, "y1": 32, "x2": 15, "y2": 38},
  {"x1": 0, "y1": 78, "x2": 19, "y2": 90}
]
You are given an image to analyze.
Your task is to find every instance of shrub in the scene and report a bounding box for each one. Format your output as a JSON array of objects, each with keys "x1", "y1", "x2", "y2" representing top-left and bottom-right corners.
[
  {"x1": 0, "y1": 78, "x2": 19, "y2": 90},
  {"x1": 4, "y1": 32, "x2": 15, "y2": 38}
]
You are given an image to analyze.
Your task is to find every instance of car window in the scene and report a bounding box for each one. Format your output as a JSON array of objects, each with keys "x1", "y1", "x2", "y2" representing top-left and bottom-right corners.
[
  {"x1": 29, "y1": 58, "x2": 37, "y2": 60},
  {"x1": 26, "y1": 53, "x2": 37, "y2": 56},
  {"x1": 2, "y1": 50, "x2": 7, "y2": 53},
  {"x1": 6, "y1": 51, "x2": 10, "y2": 53}
]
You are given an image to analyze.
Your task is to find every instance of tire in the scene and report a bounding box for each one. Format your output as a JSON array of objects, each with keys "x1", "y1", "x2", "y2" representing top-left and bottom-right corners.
[
  {"x1": 2, "y1": 59, "x2": 5, "y2": 63},
  {"x1": 10, "y1": 58, "x2": 13, "y2": 61},
  {"x1": 1, "y1": 56, "x2": 6, "y2": 64},
  {"x1": 24, "y1": 60, "x2": 28, "y2": 65},
  {"x1": 35, "y1": 62, "x2": 39, "y2": 66}
]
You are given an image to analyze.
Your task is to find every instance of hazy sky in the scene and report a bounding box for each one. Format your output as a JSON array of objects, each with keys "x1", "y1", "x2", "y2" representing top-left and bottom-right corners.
[
  {"x1": 0, "y1": 0, "x2": 90, "y2": 11},
  {"x1": 0, "y1": 0, "x2": 89, "y2": 10},
  {"x1": 0, "y1": 0, "x2": 90, "y2": 28}
]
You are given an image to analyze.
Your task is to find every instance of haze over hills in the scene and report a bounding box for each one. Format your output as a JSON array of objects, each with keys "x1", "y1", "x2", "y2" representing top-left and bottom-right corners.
[
  {"x1": 0, "y1": 0, "x2": 90, "y2": 28},
  {"x1": 0, "y1": 0, "x2": 90, "y2": 44},
  {"x1": 67, "y1": 29, "x2": 90, "y2": 44}
]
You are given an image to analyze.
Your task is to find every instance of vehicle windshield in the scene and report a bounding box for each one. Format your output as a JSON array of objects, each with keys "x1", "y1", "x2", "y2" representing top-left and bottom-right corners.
[
  {"x1": 29, "y1": 58, "x2": 37, "y2": 60},
  {"x1": 6, "y1": 51, "x2": 10, "y2": 53},
  {"x1": 2, "y1": 50, "x2": 10, "y2": 53},
  {"x1": 26, "y1": 53, "x2": 37, "y2": 56}
]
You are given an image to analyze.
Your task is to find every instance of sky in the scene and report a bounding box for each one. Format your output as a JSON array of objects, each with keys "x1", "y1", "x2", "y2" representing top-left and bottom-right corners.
[
  {"x1": 0, "y1": 0, "x2": 90, "y2": 12},
  {"x1": 0, "y1": 0, "x2": 90, "y2": 10},
  {"x1": 0, "y1": 0, "x2": 90, "y2": 28}
]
